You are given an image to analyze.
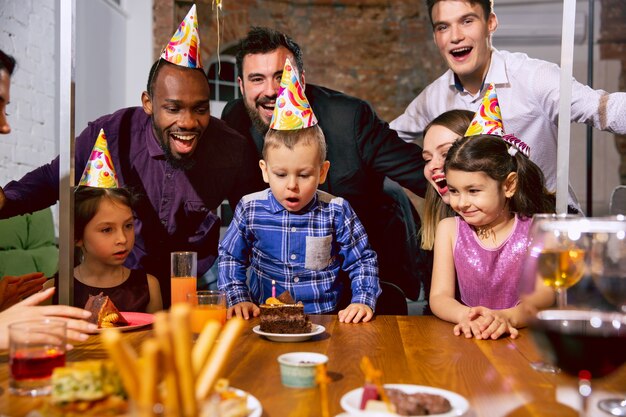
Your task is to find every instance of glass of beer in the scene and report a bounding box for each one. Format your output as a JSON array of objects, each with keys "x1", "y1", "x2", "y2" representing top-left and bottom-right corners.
[
  {"x1": 170, "y1": 251, "x2": 197, "y2": 306},
  {"x1": 187, "y1": 290, "x2": 227, "y2": 333}
]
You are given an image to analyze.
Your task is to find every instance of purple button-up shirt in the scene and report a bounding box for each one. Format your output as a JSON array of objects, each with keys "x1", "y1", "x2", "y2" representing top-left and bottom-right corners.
[{"x1": 1, "y1": 107, "x2": 262, "y2": 306}]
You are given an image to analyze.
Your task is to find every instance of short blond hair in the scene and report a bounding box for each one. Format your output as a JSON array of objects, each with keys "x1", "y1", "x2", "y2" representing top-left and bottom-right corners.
[{"x1": 263, "y1": 125, "x2": 327, "y2": 165}]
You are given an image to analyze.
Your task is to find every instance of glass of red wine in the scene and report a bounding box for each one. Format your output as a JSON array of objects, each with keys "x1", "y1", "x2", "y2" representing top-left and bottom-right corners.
[
  {"x1": 531, "y1": 218, "x2": 626, "y2": 417},
  {"x1": 8, "y1": 319, "x2": 67, "y2": 396}
]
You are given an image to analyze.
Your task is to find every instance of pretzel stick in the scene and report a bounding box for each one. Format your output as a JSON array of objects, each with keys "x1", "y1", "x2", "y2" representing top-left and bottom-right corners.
[
  {"x1": 153, "y1": 312, "x2": 180, "y2": 414},
  {"x1": 139, "y1": 339, "x2": 160, "y2": 417},
  {"x1": 195, "y1": 317, "x2": 245, "y2": 401},
  {"x1": 192, "y1": 320, "x2": 221, "y2": 377},
  {"x1": 316, "y1": 363, "x2": 331, "y2": 417},
  {"x1": 170, "y1": 303, "x2": 197, "y2": 417},
  {"x1": 101, "y1": 329, "x2": 139, "y2": 400},
  {"x1": 360, "y1": 356, "x2": 392, "y2": 411}
]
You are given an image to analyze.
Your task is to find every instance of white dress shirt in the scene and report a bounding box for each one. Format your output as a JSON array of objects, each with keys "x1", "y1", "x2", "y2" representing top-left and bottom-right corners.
[{"x1": 390, "y1": 48, "x2": 626, "y2": 209}]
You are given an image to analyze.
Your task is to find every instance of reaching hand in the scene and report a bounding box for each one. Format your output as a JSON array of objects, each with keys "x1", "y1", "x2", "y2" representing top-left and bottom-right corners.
[
  {"x1": 0, "y1": 287, "x2": 97, "y2": 350},
  {"x1": 338, "y1": 303, "x2": 374, "y2": 323},
  {"x1": 227, "y1": 301, "x2": 260, "y2": 320},
  {"x1": 0, "y1": 272, "x2": 48, "y2": 311}
]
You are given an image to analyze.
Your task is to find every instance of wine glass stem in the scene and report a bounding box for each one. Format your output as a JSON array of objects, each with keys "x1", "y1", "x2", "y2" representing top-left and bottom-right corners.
[
  {"x1": 556, "y1": 288, "x2": 567, "y2": 308},
  {"x1": 579, "y1": 377, "x2": 591, "y2": 417}
]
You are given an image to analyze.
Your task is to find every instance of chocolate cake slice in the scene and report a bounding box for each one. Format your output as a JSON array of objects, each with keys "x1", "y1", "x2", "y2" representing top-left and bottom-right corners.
[
  {"x1": 259, "y1": 291, "x2": 311, "y2": 334},
  {"x1": 84, "y1": 293, "x2": 129, "y2": 328}
]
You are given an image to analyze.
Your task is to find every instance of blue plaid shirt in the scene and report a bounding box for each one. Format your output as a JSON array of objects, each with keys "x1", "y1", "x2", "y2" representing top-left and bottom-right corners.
[{"x1": 218, "y1": 189, "x2": 380, "y2": 314}]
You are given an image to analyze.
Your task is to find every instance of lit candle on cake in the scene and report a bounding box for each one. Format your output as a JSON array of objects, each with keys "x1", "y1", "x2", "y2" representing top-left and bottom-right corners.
[{"x1": 272, "y1": 280, "x2": 276, "y2": 298}]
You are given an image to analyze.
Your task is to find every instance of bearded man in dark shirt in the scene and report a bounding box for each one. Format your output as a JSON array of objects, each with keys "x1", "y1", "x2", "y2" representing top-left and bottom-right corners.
[{"x1": 222, "y1": 27, "x2": 428, "y2": 303}]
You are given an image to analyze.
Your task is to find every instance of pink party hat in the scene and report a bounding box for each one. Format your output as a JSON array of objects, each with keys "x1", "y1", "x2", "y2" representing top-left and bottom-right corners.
[
  {"x1": 269, "y1": 58, "x2": 318, "y2": 130},
  {"x1": 78, "y1": 129, "x2": 119, "y2": 188},
  {"x1": 160, "y1": 4, "x2": 203, "y2": 69},
  {"x1": 464, "y1": 83, "x2": 504, "y2": 137}
]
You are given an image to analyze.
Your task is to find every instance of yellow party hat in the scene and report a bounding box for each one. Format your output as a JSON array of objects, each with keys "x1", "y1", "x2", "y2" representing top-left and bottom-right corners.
[
  {"x1": 78, "y1": 129, "x2": 119, "y2": 188},
  {"x1": 160, "y1": 4, "x2": 203, "y2": 69},
  {"x1": 269, "y1": 58, "x2": 318, "y2": 130}
]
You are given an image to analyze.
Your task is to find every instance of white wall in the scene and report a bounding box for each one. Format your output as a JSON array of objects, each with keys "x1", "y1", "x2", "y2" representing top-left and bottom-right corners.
[
  {"x1": 493, "y1": 0, "x2": 621, "y2": 215},
  {"x1": 0, "y1": 0, "x2": 57, "y2": 187}
]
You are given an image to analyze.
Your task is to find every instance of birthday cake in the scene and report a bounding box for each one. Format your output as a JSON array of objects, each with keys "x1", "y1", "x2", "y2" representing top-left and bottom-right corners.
[{"x1": 259, "y1": 291, "x2": 311, "y2": 334}]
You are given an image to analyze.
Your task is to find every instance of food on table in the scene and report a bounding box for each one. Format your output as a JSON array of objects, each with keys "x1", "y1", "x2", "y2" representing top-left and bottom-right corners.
[
  {"x1": 41, "y1": 360, "x2": 128, "y2": 416},
  {"x1": 259, "y1": 291, "x2": 312, "y2": 334},
  {"x1": 200, "y1": 378, "x2": 250, "y2": 417},
  {"x1": 84, "y1": 292, "x2": 129, "y2": 328},
  {"x1": 360, "y1": 388, "x2": 452, "y2": 416}
]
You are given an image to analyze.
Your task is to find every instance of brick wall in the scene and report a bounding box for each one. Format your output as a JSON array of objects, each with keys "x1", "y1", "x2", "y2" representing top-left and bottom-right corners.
[
  {"x1": 153, "y1": 0, "x2": 445, "y2": 122},
  {"x1": 0, "y1": 0, "x2": 57, "y2": 186},
  {"x1": 599, "y1": 0, "x2": 626, "y2": 184}
]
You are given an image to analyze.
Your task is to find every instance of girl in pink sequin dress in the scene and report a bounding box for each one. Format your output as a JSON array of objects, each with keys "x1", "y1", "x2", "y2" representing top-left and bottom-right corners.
[{"x1": 430, "y1": 134, "x2": 555, "y2": 340}]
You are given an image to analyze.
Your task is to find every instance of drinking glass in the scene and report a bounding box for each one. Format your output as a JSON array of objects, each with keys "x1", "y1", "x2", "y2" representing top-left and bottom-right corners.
[
  {"x1": 530, "y1": 218, "x2": 626, "y2": 417},
  {"x1": 171, "y1": 251, "x2": 197, "y2": 306},
  {"x1": 9, "y1": 319, "x2": 67, "y2": 396},
  {"x1": 188, "y1": 290, "x2": 227, "y2": 333}
]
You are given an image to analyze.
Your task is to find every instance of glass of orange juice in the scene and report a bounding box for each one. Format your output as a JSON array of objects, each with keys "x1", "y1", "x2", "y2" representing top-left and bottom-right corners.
[
  {"x1": 170, "y1": 251, "x2": 197, "y2": 306},
  {"x1": 188, "y1": 290, "x2": 227, "y2": 333}
]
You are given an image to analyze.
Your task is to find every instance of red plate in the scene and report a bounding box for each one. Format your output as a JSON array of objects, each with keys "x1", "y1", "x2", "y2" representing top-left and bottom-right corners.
[{"x1": 92, "y1": 312, "x2": 155, "y2": 333}]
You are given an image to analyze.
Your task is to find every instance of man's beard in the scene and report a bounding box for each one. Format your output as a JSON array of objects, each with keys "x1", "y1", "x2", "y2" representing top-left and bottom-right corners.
[
  {"x1": 244, "y1": 97, "x2": 273, "y2": 136},
  {"x1": 152, "y1": 120, "x2": 197, "y2": 171}
]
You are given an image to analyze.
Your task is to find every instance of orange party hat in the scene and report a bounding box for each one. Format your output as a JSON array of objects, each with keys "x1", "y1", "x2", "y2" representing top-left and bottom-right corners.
[
  {"x1": 160, "y1": 4, "x2": 202, "y2": 69},
  {"x1": 269, "y1": 58, "x2": 318, "y2": 130},
  {"x1": 464, "y1": 83, "x2": 504, "y2": 137},
  {"x1": 78, "y1": 129, "x2": 119, "y2": 188}
]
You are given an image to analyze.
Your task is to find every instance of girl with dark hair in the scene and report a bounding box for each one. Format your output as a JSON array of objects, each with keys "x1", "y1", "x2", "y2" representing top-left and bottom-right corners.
[
  {"x1": 72, "y1": 186, "x2": 162, "y2": 313},
  {"x1": 430, "y1": 134, "x2": 554, "y2": 340}
]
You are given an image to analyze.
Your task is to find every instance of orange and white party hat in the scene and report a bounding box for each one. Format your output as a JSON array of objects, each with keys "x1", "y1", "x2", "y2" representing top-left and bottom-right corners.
[
  {"x1": 269, "y1": 58, "x2": 318, "y2": 130},
  {"x1": 160, "y1": 4, "x2": 203, "y2": 69},
  {"x1": 78, "y1": 129, "x2": 119, "y2": 188},
  {"x1": 464, "y1": 83, "x2": 504, "y2": 137}
]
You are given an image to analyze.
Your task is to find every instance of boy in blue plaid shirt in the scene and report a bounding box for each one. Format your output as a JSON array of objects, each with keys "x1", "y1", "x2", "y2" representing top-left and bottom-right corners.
[{"x1": 218, "y1": 59, "x2": 380, "y2": 323}]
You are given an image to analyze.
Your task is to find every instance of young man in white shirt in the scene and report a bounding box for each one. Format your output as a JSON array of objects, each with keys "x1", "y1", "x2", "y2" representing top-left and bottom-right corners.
[{"x1": 391, "y1": 0, "x2": 626, "y2": 212}]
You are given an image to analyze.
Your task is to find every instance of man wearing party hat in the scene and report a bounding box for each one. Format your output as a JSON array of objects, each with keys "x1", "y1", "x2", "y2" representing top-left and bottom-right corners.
[
  {"x1": 69, "y1": 129, "x2": 163, "y2": 314},
  {"x1": 0, "y1": 5, "x2": 259, "y2": 308},
  {"x1": 391, "y1": 0, "x2": 626, "y2": 214},
  {"x1": 218, "y1": 58, "x2": 381, "y2": 323},
  {"x1": 222, "y1": 27, "x2": 427, "y2": 304},
  {"x1": 429, "y1": 84, "x2": 555, "y2": 340}
]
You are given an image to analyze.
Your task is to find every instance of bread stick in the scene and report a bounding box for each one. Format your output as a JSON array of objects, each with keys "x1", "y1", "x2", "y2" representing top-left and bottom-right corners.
[
  {"x1": 170, "y1": 303, "x2": 197, "y2": 417},
  {"x1": 195, "y1": 317, "x2": 245, "y2": 401},
  {"x1": 139, "y1": 339, "x2": 160, "y2": 416},
  {"x1": 100, "y1": 329, "x2": 139, "y2": 400},
  {"x1": 192, "y1": 320, "x2": 221, "y2": 376},
  {"x1": 153, "y1": 311, "x2": 180, "y2": 413}
]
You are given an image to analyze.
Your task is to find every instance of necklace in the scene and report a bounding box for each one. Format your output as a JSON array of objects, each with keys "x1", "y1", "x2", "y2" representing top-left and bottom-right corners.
[{"x1": 475, "y1": 225, "x2": 496, "y2": 242}]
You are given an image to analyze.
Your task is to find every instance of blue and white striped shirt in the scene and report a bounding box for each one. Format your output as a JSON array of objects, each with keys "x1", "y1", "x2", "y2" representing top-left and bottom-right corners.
[{"x1": 218, "y1": 189, "x2": 380, "y2": 314}]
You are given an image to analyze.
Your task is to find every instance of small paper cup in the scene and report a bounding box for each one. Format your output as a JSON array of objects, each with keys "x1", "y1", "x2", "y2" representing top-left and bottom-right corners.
[{"x1": 277, "y1": 352, "x2": 328, "y2": 388}]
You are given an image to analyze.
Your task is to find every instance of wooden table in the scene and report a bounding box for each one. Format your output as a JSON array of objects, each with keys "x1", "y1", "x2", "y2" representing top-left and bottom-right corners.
[{"x1": 1, "y1": 315, "x2": 625, "y2": 416}]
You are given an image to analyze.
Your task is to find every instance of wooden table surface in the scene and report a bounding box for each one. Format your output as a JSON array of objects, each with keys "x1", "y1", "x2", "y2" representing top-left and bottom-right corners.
[{"x1": 1, "y1": 315, "x2": 625, "y2": 416}]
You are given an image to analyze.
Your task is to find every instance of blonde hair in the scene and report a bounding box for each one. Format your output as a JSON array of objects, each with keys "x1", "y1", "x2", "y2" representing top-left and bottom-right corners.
[
  {"x1": 420, "y1": 110, "x2": 473, "y2": 250},
  {"x1": 263, "y1": 125, "x2": 326, "y2": 165}
]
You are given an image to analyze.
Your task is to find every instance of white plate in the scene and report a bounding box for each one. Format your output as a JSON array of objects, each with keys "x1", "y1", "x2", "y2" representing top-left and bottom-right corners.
[
  {"x1": 340, "y1": 384, "x2": 469, "y2": 417},
  {"x1": 231, "y1": 388, "x2": 263, "y2": 417},
  {"x1": 252, "y1": 324, "x2": 325, "y2": 342}
]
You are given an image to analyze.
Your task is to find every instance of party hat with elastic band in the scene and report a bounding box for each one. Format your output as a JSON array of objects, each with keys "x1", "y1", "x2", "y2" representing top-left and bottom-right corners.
[
  {"x1": 269, "y1": 58, "x2": 318, "y2": 130},
  {"x1": 465, "y1": 83, "x2": 530, "y2": 157},
  {"x1": 464, "y1": 83, "x2": 504, "y2": 137},
  {"x1": 160, "y1": 4, "x2": 202, "y2": 69},
  {"x1": 78, "y1": 129, "x2": 119, "y2": 188}
]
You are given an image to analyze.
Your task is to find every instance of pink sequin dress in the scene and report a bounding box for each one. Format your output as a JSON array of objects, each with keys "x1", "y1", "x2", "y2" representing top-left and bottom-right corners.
[{"x1": 453, "y1": 215, "x2": 532, "y2": 309}]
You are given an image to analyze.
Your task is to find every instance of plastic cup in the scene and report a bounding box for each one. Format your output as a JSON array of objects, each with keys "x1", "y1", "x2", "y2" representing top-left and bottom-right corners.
[{"x1": 9, "y1": 319, "x2": 67, "y2": 396}]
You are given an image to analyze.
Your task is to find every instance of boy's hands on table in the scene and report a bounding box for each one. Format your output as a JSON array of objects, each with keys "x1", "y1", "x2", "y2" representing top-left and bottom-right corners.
[
  {"x1": 338, "y1": 303, "x2": 373, "y2": 323},
  {"x1": 227, "y1": 302, "x2": 260, "y2": 320}
]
